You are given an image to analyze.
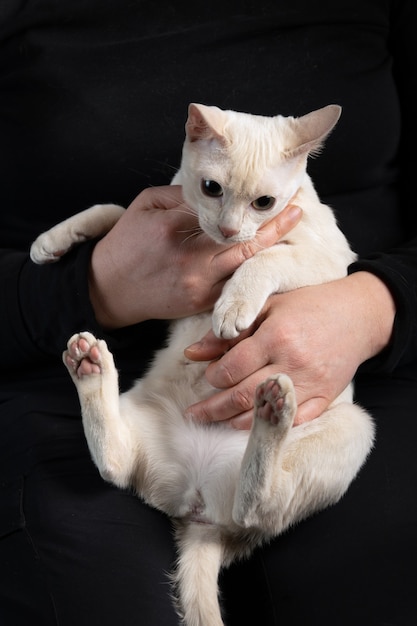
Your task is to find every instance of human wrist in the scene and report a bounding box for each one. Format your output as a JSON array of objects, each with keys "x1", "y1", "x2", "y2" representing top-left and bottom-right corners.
[
  {"x1": 88, "y1": 241, "x2": 125, "y2": 329},
  {"x1": 88, "y1": 267, "x2": 117, "y2": 329},
  {"x1": 346, "y1": 270, "x2": 396, "y2": 361}
]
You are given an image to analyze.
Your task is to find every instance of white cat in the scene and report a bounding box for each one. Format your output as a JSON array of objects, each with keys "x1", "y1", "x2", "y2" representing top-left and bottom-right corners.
[{"x1": 31, "y1": 103, "x2": 375, "y2": 626}]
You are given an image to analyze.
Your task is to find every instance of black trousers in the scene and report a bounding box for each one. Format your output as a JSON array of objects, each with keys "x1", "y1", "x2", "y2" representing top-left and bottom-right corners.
[{"x1": 1, "y1": 368, "x2": 417, "y2": 626}]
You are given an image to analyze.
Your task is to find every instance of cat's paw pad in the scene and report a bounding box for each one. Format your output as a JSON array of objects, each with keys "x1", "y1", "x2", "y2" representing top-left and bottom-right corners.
[
  {"x1": 255, "y1": 374, "x2": 297, "y2": 432},
  {"x1": 63, "y1": 332, "x2": 112, "y2": 389},
  {"x1": 212, "y1": 298, "x2": 259, "y2": 339}
]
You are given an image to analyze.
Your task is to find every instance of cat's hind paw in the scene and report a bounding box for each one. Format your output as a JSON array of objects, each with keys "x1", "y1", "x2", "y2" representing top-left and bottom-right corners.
[
  {"x1": 63, "y1": 331, "x2": 115, "y2": 392},
  {"x1": 254, "y1": 374, "x2": 297, "y2": 434}
]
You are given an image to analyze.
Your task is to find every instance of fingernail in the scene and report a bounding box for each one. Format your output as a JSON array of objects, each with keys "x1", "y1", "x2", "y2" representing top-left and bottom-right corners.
[
  {"x1": 184, "y1": 341, "x2": 202, "y2": 353},
  {"x1": 287, "y1": 204, "x2": 302, "y2": 222}
]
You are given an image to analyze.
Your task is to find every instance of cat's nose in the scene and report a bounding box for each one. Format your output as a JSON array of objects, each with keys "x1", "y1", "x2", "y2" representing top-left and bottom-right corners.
[{"x1": 218, "y1": 225, "x2": 239, "y2": 239}]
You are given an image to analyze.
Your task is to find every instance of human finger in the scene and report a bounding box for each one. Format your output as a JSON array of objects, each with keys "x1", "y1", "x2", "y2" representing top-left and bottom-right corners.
[
  {"x1": 130, "y1": 185, "x2": 186, "y2": 211},
  {"x1": 184, "y1": 362, "x2": 282, "y2": 423},
  {"x1": 210, "y1": 204, "x2": 302, "y2": 274},
  {"x1": 184, "y1": 384, "x2": 252, "y2": 423},
  {"x1": 202, "y1": 333, "x2": 267, "y2": 389},
  {"x1": 229, "y1": 396, "x2": 329, "y2": 429},
  {"x1": 230, "y1": 410, "x2": 254, "y2": 430},
  {"x1": 295, "y1": 397, "x2": 330, "y2": 425},
  {"x1": 255, "y1": 203, "x2": 302, "y2": 249},
  {"x1": 184, "y1": 328, "x2": 250, "y2": 362}
]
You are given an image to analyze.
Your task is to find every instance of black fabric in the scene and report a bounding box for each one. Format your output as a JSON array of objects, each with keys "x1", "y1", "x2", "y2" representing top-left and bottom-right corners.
[
  {"x1": 222, "y1": 367, "x2": 417, "y2": 625},
  {"x1": 0, "y1": 454, "x2": 179, "y2": 626},
  {"x1": 1, "y1": 0, "x2": 417, "y2": 624}
]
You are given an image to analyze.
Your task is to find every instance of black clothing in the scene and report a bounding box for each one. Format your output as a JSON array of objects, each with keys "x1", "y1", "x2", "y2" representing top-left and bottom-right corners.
[{"x1": 1, "y1": 1, "x2": 417, "y2": 624}]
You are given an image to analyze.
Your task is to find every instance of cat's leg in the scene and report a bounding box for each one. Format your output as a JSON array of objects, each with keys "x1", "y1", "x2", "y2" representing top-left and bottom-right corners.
[
  {"x1": 212, "y1": 256, "x2": 275, "y2": 338},
  {"x1": 211, "y1": 236, "x2": 352, "y2": 339},
  {"x1": 233, "y1": 374, "x2": 374, "y2": 534},
  {"x1": 232, "y1": 374, "x2": 296, "y2": 529},
  {"x1": 30, "y1": 204, "x2": 125, "y2": 263},
  {"x1": 63, "y1": 331, "x2": 137, "y2": 488}
]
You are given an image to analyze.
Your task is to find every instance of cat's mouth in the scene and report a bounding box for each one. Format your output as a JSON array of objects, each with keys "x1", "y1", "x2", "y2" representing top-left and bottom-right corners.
[{"x1": 202, "y1": 225, "x2": 254, "y2": 246}]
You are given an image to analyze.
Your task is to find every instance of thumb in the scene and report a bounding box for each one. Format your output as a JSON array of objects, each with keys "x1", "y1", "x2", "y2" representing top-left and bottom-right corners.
[
  {"x1": 255, "y1": 203, "x2": 302, "y2": 249},
  {"x1": 294, "y1": 396, "x2": 330, "y2": 425}
]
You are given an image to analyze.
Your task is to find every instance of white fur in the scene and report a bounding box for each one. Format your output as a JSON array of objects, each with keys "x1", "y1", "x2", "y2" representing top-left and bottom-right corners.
[
  {"x1": 30, "y1": 203, "x2": 125, "y2": 263},
  {"x1": 31, "y1": 103, "x2": 375, "y2": 626}
]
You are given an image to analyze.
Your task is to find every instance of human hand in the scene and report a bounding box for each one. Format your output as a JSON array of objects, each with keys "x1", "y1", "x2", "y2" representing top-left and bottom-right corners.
[
  {"x1": 89, "y1": 186, "x2": 302, "y2": 328},
  {"x1": 184, "y1": 271, "x2": 396, "y2": 429}
]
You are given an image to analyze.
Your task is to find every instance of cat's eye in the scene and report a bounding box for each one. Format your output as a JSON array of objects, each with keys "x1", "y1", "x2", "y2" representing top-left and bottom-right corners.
[
  {"x1": 252, "y1": 196, "x2": 275, "y2": 211},
  {"x1": 201, "y1": 179, "x2": 223, "y2": 197}
]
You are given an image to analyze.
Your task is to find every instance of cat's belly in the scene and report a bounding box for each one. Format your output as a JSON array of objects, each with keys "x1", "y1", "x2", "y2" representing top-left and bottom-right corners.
[
  {"x1": 145, "y1": 423, "x2": 249, "y2": 526},
  {"x1": 130, "y1": 313, "x2": 250, "y2": 524}
]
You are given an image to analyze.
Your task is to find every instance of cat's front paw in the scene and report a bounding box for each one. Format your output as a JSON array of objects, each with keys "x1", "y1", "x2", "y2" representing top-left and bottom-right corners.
[
  {"x1": 30, "y1": 231, "x2": 70, "y2": 264},
  {"x1": 212, "y1": 295, "x2": 260, "y2": 339}
]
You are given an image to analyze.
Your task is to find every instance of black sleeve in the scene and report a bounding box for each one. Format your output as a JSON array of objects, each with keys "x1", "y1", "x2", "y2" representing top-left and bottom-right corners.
[
  {"x1": 0, "y1": 242, "x2": 102, "y2": 369},
  {"x1": 349, "y1": 239, "x2": 417, "y2": 372},
  {"x1": 347, "y1": 0, "x2": 417, "y2": 374}
]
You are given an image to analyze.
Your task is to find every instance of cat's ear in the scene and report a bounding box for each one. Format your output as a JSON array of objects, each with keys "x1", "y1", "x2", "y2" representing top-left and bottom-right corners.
[
  {"x1": 287, "y1": 104, "x2": 342, "y2": 158},
  {"x1": 185, "y1": 103, "x2": 227, "y2": 142}
]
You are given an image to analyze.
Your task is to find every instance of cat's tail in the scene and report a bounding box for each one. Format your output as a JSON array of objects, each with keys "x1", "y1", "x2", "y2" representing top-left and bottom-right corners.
[{"x1": 173, "y1": 522, "x2": 226, "y2": 626}]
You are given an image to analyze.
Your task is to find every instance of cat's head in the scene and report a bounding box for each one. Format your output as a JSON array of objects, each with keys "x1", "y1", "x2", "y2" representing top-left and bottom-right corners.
[{"x1": 178, "y1": 102, "x2": 341, "y2": 244}]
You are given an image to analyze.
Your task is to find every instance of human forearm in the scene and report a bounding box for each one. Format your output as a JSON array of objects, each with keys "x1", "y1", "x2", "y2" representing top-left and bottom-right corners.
[{"x1": 342, "y1": 270, "x2": 395, "y2": 363}]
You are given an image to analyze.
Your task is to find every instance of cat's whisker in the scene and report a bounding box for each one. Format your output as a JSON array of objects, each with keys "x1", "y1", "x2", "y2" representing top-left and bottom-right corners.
[
  {"x1": 126, "y1": 160, "x2": 179, "y2": 179},
  {"x1": 141, "y1": 184, "x2": 184, "y2": 204},
  {"x1": 170, "y1": 207, "x2": 198, "y2": 218},
  {"x1": 179, "y1": 229, "x2": 203, "y2": 245},
  {"x1": 145, "y1": 186, "x2": 198, "y2": 218}
]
